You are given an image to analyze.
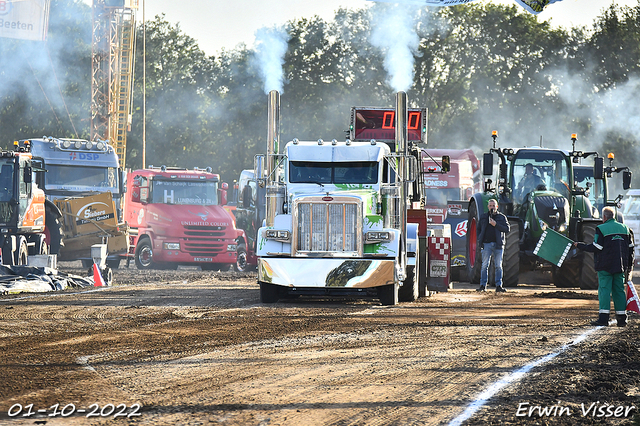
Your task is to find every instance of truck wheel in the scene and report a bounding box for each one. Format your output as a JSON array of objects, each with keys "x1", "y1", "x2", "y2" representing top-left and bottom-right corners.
[
  {"x1": 259, "y1": 281, "x2": 280, "y2": 303},
  {"x1": 399, "y1": 264, "x2": 419, "y2": 302},
  {"x1": 502, "y1": 220, "x2": 520, "y2": 287},
  {"x1": 234, "y1": 244, "x2": 248, "y2": 272},
  {"x1": 44, "y1": 213, "x2": 63, "y2": 255},
  {"x1": 378, "y1": 283, "x2": 399, "y2": 306},
  {"x1": 38, "y1": 236, "x2": 48, "y2": 255},
  {"x1": 466, "y1": 200, "x2": 482, "y2": 284},
  {"x1": 578, "y1": 222, "x2": 598, "y2": 290},
  {"x1": 135, "y1": 237, "x2": 154, "y2": 270},
  {"x1": 16, "y1": 237, "x2": 28, "y2": 266}
]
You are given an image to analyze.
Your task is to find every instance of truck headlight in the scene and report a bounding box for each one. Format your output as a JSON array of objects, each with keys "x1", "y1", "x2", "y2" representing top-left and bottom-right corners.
[
  {"x1": 227, "y1": 244, "x2": 238, "y2": 252},
  {"x1": 163, "y1": 242, "x2": 180, "y2": 250},
  {"x1": 265, "y1": 229, "x2": 291, "y2": 242},
  {"x1": 365, "y1": 231, "x2": 391, "y2": 243}
]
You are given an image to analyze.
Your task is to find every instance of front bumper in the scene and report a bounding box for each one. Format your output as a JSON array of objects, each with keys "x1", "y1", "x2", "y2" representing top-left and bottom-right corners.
[{"x1": 258, "y1": 257, "x2": 396, "y2": 288}]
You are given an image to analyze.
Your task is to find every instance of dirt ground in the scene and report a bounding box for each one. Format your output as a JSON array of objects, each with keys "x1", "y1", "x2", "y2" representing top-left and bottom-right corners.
[{"x1": 0, "y1": 263, "x2": 638, "y2": 425}]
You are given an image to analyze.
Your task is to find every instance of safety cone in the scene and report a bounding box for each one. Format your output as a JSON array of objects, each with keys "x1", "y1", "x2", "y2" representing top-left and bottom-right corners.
[
  {"x1": 626, "y1": 280, "x2": 640, "y2": 314},
  {"x1": 93, "y1": 263, "x2": 106, "y2": 287}
]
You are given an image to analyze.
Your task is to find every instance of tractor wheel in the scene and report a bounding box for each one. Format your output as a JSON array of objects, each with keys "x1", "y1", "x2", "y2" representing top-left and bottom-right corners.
[
  {"x1": 578, "y1": 222, "x2": 598, "y2": 290},
  {"x1": 259, "y1": 281, "x2": 281, "y2": 303},
  {"x1": 466, "y1": 200, "x2": 482, "y2": 284},
  {"x1": 399, "y1": 264, "x2": 419, "y2": 302},
  {"x1": 16, "y1": 236, "x2": 28, "y2": 266},
  {"x1": 44, "y1": 213, "x2": 63, "y2": 255},
  {"x1": 134, "y1": 237, "x2": 154, "y2": 270},
  {"x1": 234, "y1": 244, "x2": 248, "y2": 272},
  {"x1": 378, "y1": 283, "x2": 399, "y2": 306},
  {"x1": 552, "y1": 258, "x2": 581, "y2": 288},
  {"x1": 502, "y1": 220, "x2": 520, "y2": 287}
]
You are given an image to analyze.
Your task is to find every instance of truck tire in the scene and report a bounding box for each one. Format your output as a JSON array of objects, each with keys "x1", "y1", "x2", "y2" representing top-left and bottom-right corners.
[
  {"x1": 16, "y1": 237, "x2": 28, "y2": 265},
  {"x1": 466, "y1": 200, "x2": 482, "y2": 284},
  {"x1": 38, "y1": 236, "x2": 48, "y2": 255},
  {"x1": 578, "y1": 222, "x2": 598, "y2": 290},
  {"x1": 234, "y1": 244, "x2": 248, "y2": 272},
  {"x1": 399, "y1": 265, "x2": 419, "y2": 302},
  {"x1": 378, "y1": 283, "x2": 399, "y2": 306},
  {"x1": 134, "y1": 237, "x2": 154, "y2": 270},
  {"x1": 44, "y1": 213, "x2": 63, "y2": 255},
  {"x1": 259, "y1": 282, "x2": 281, "y2": 303},
  {"x1": 502, "y1": 220, "x2": 520, "y2": 287}
]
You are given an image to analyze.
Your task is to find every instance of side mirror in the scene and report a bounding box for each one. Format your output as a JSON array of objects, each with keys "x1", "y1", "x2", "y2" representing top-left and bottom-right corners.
[
  {"x1": 221, "y1": 182, "x2": 229, "y2": 190},
  {"x1": 594, "y1": 157, "x2": 604, "y2": 180},
  {"x1": 23, "y1": 166, "x2": 32, "y2": 183},
  {"x1": 441, "y1": 155, "x2": 451, "y2": 173},
  {"x1": 483, "y1": 153, "x2": 494, "y2": 176},
  {"x1": 623, "y1": 170, "x2": 632, "y2": 190}
]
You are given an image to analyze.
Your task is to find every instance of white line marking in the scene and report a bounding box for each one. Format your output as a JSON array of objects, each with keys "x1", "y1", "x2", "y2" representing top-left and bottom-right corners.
[{"x1": 448, "y1": 326, "x2": 601, "y2": 426}]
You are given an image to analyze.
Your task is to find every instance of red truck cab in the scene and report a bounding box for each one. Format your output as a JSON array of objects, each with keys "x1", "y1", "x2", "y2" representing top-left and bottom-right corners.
[{"x1": 124, "y1": 166, "x2": 243, "y2": 270}]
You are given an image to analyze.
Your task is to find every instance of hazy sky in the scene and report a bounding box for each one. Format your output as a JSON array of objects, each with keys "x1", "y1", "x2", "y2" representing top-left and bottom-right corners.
[{"x1": 85, "y1": 0, "x2": 638, "y2": 55}]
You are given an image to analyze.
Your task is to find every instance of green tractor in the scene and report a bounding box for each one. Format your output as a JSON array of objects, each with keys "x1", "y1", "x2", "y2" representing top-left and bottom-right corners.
[{"x1": 466, "y1": 132, "x2": 632, "y2": 290}]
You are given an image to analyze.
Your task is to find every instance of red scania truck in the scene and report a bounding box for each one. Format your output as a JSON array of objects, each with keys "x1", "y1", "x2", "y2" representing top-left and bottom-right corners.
[{"x1": 124, "y1": 166, "x2": 243, "y2": 270}]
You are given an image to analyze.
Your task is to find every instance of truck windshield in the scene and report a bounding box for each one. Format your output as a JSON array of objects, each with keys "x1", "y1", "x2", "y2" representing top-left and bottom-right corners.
[
  {"x1": 289, "y1": 161, "x2": 378, "y2": 184},
  {"x1": 151, "y1": 179, "x2": 218, "y2": 205},
  {"x1": 46, "y1": 165, "x2": 117, "y2": 189},
  {"x1": 0, "y1": 159, "x2": 14, "y2": 201}
]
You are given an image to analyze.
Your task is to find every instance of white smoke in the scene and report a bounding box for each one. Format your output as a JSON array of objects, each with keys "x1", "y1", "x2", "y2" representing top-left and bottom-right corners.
[
  {"x1": 253, "y1": 26, "x2": 290, "y2": 94},
  {"x1": 370, "y1": 3, "x2": 421, "y2": 93}
]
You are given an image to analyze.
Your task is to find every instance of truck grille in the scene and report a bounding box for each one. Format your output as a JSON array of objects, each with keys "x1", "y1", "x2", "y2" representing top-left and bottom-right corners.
[
  {"x1": 296, "y1": 201, "x2": 360, "y2": 254},
  {"x1": 183, "y1": 240, "x2": 225, "y2": 256},
  {"x1": 183, "y1": 225, "x2": 226, "y2": 237},
  {"x1": 182, "y1": 225, "x2": 228, "y2": 255}
]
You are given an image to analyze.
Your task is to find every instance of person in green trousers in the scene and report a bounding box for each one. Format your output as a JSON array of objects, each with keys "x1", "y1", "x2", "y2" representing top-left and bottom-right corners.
[{"x1": 574, "y1": 207, "x2": 635, "y2": 327}]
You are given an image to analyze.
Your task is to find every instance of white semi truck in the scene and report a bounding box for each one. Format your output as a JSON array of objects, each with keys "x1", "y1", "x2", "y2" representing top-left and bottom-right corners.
[{"x1": 256, "y1": 91, "x2": 438, "y2": 305}]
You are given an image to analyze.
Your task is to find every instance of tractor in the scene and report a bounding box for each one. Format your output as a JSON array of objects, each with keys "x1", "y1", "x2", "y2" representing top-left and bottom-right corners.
[{"x1": 466, "y1": 132, "x2": 631, "y2": 290}]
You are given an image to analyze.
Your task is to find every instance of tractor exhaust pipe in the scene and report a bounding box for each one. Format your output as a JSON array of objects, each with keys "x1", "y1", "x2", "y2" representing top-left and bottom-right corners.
[{"x1": 266, "y1": 90, "x2": 281, "y2": 226}]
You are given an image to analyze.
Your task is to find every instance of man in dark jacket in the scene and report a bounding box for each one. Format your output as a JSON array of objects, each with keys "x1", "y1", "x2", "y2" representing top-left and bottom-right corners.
[
  {"x1": 575, "y1": 207, "x2": 635, "y2": 327},
  {"x1": 476, "y1": 199, "x2": 510, "y2": 292}
]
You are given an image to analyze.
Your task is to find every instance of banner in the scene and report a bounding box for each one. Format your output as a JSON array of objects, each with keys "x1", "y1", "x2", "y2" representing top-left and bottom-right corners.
[
  {"x1": 367, "y1": 0, "x2": 563, "y2": 15},
  {"x1": 0, "y1": 0, "x2": 50, "y2": 41}
]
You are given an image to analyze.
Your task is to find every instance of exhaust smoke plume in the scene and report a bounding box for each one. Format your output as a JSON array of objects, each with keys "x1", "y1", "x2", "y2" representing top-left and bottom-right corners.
[
  {"x1": 370, "y1": 3, "x2": 420, "y2": 93},
  {"x1": 253, "y1": 26, "x2": 290, "y2": 94}
]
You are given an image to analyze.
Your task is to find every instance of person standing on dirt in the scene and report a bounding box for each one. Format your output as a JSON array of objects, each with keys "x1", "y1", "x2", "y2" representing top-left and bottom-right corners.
[
  {"x1": 476, "y1": 199, "x2": 510, "y2": 293},
  {"x1": 574, "y1": 206, "x2": 635, "y2": 327}
]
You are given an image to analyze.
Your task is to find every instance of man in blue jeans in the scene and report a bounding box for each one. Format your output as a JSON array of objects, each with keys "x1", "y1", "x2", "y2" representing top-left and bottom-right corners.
[{"x1": 476, "y1": 199, "x2": 510, "y2": 292}]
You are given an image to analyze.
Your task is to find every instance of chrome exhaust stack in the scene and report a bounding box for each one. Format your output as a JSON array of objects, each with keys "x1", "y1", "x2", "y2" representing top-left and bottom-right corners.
[
  {"x1": 266, "y1": 90, "x2": 282, "y2": 227},
  {"x1": 395, "y1": 91, "x2": 408, "y2": 278}
]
